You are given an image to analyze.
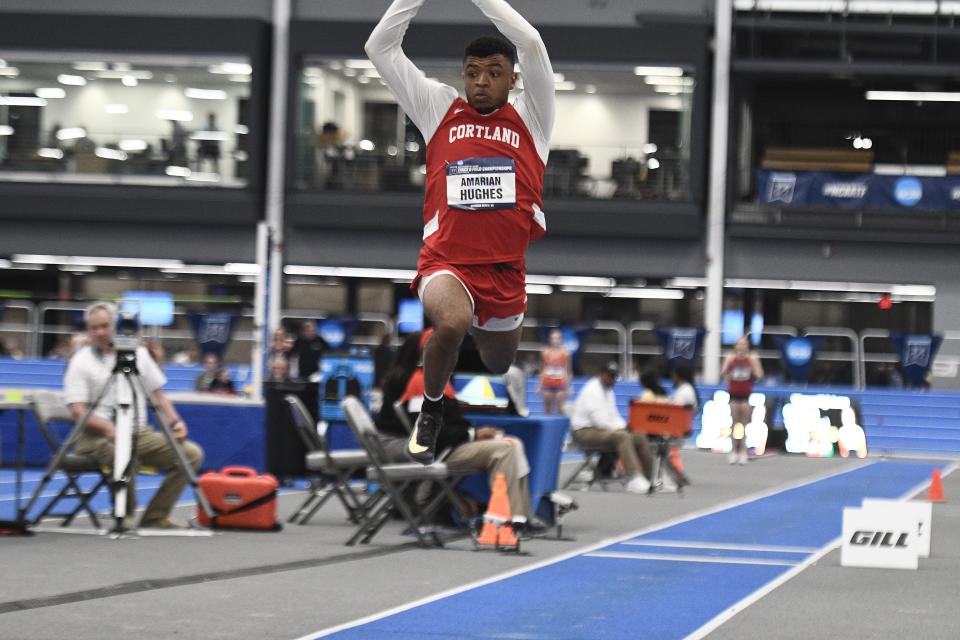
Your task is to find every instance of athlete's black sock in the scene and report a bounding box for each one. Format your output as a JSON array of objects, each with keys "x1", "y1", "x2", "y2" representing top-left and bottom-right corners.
[{"x1": 422, "y1": 394, "x2": 443, "y2": 416}]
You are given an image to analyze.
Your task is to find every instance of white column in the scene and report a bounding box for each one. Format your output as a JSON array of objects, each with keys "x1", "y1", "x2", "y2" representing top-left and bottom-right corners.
[
  {"x1": 703, "y1": 0, "x2": 733, "y2": 384},
  {"x1": 250, "y1": 221, "x2": 269, "y2": 401},
  {"x1": 266, "y1": 0, "x2": 292, "y2": 344}
]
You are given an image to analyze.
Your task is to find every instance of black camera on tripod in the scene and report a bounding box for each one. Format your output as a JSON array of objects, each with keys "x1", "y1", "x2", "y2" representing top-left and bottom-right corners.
[{"x1": 113, "y1": 310, "x2": 141, "y2": 372}]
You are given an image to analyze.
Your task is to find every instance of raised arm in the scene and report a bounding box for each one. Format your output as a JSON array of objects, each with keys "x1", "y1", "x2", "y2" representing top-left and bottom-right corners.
[
  {"x1": 719, "y1": 354, "x2": 734, "y2": 379},
  {"x1": 365, "y1": 0, "x2": 458, "y2": 143},
  {"x1": 473, "y1": 0, "x2": 555, "y2": 162}
]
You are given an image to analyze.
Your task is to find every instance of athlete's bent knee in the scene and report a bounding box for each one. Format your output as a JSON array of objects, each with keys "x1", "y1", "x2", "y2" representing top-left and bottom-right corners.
[
  {"x1": 478, "y1": 351, "x2": 513, "y2": 375},
  {"x1": 433, "y1": 317, "x2": 471, "y2": 344}
]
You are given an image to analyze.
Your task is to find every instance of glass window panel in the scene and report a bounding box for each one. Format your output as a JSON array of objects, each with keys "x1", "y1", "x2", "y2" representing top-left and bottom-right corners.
[
  {"x1": 0, "y1": 51, "x2": 252, "y2": 187},
  {"x1": 295, "y1": 57, "x2": 694, "y2": 202}
]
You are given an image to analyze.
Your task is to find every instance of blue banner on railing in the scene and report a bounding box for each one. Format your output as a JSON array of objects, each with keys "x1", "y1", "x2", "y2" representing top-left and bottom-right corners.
[
  {"x1": 775, "y1": 336, "x2": 821, "y2": 384},
  {"x1": 758, "y1": 170, "x2": 960, "y2": 210},
  {"x1": 189, "y1": 312, "x2": 237, "y2": 357},
  {"x1": 316, "y1": 316, "x2": 357, "y2": 351},
  {"x1": 655, "y1": 327, "x2": 705, "y2": 370},
  {"x1": 890, "y1": 334, "x2": 943, "y2": 388}
]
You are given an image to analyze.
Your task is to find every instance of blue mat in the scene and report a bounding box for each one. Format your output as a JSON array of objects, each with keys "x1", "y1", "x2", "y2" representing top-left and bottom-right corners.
[{"x1": 310, "y1": 459, "x2": 947, "y2": 640}]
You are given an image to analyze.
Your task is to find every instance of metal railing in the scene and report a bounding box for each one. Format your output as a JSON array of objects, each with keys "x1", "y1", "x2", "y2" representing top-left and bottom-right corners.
[
  {"x1": 3, "y1": 297, "x2": 959, "y2": 389},
  {"x1": 279, "y1": 311, "x2": 394, "y2": 348},
  {"x1": 33, "y1": 302, "x2": 257, "y2": 363},
  {"x1": 0, "y1": 301, "x2": 38, "y2": 357},
  {"x1": 516, "y1": 318, "x2": 628, "y2": 375},
  {"x1": 803, "y1": 326, "x2": 861, "y2": 389}
]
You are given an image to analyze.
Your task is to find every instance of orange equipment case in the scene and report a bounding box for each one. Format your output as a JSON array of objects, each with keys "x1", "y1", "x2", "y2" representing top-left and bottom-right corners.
[
  {"x1": 197, "y1": 466, "x2": 280, "y2": 530},
  {"x1": 628, "y1": 401, "x2": 693, "y2": 438}
]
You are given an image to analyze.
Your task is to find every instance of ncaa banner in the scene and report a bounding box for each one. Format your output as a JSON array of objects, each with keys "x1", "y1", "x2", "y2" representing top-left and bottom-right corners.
[
  {"x1": 758, "y1": 170, "x2": 960, "y2": 210},
  {"x1": 889, "y1": 334, "x2": 943, "y2": 388},
  {"x1": 775, "y1": 336, "x2": 821, "y2": 384},
  {"x1": 316, "y1": 316, "x2": 358, "y2": 351},
  {"x1": 188, "y1": 312, "x2": 238, "y2": 357},
  {"x1": 655, "y1": 327, "x2": 705, "y2": 370}
]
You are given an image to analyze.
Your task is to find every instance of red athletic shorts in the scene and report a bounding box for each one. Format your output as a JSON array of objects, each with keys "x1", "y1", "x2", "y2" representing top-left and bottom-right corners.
[{"x1": 412, "y1": 249, "x2": 526, "y2": 331}]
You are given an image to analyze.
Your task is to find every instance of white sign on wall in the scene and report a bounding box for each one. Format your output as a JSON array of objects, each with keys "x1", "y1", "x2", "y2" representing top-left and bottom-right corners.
[
  {"x1": 841, "y1": 506, "x2": 920, "y2": 570},
  {"x1": 861, "y1": 499, "x2": 932, "y2": 558}
]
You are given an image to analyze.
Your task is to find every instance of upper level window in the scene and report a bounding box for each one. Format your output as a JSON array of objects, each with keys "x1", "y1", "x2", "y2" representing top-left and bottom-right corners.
[
  {"x1": 294, "y1": 57, "x2": 694, "y2": 202},
  {"x1": 0, "y1": 52, "x2": 252, "y2": 188}
]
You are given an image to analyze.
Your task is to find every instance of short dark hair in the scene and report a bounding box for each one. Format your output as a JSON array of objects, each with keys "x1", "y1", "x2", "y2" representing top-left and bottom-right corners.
[{"x1": 464, "y1": 35, "x2": 517, "y2": 66}]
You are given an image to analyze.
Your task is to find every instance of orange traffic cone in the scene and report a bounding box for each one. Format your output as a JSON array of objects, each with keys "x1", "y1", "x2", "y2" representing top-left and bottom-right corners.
[
  {"x1": 486, "y1": 473, "x2": 512, "y2": 524},
  {"x1": 475, "y1": 473, "x2": 516, "y2": 548},
  {"x1": 928, "y1": 468, "x2": 946, "y2": 503},
  {"x1": 497, "y1": 522, "x2": 519, "y2": 547},
  {"x1": 476, "y1": 520, "x2": 499, "y2": 545}
]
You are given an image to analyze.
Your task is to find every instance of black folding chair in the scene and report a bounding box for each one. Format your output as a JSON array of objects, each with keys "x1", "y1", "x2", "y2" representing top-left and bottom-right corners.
[
  {"x1": 561, "y1": 444, "x2": 619, "y2": 491},
  {"x1": 392, "y1": 400, "x2": 414, "y2": 434},
  {"x1": 284, "y1": 394, "x2": 370, "y2": 525},
  {"x1": 31, "y1": 390, "x2": 112, "y2": 528},
  {"x1": 341, "y1": 396, "x2": 468, "y2": 547}
]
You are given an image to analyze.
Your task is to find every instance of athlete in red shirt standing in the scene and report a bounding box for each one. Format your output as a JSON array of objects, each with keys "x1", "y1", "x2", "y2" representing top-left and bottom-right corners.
[
  {"x1": 720, "y1": 336, "x2": 764, "y2": 465},
  {"x1": 367, "y1": 0, "x2": 555, "y2": 463}
]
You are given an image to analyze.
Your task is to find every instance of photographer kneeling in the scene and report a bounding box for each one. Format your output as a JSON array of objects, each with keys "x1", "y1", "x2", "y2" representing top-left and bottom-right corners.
[{"x1": 64, "y1": 302, "x2": 204, "y2": 529}]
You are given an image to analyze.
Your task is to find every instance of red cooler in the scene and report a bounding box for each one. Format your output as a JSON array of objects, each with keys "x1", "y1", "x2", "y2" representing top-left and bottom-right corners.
[{"x1": 197, "y1": 466, "x2": 280, "y2": 530}]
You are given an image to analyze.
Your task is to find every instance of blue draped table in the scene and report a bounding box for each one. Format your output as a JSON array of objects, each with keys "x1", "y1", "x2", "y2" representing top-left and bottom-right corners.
[
  {"x1": 0, "y1": 392, "x2": 265, "y2": 472},
  {"x1": 326, "y1": 413, "x2": 570, "y2": 521}
]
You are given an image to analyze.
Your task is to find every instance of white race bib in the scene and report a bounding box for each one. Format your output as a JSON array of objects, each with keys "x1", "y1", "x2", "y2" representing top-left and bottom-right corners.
[{"x1": 446, "y1": 157, "x2": 516, "y2": 211}]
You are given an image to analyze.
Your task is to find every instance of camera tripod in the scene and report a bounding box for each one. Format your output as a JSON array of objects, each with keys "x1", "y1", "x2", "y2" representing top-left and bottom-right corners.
[{"x1": 23, "y1": 347, "x2": 215, "y2": 536}]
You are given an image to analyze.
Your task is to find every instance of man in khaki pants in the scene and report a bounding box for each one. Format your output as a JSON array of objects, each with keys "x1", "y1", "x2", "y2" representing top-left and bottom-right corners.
[
  {"x1": 570, "y1": 362, "x2": 654, "y2": 493},
  {"x1": 64, "y1": 302, "x2": 204, "y2": 529},
  {"x1": 374, "y1": 329, "x2": 540, "y2": 529}
]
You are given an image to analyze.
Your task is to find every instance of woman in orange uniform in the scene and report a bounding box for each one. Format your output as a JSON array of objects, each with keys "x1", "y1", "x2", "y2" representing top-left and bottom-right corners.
[{"x1": 540, "y1": 328, "x2": 571, "y2": 415}]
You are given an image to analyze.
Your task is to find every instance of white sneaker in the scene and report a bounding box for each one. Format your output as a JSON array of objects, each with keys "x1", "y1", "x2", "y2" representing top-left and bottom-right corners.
[
  {"x1": 625, "y1": 476, "x2": 650, "y2": 494},
  {"x1": 728, "y1": 451, "x2": 738, "y2": 465},
  {"x1": 738, "y1": 451, "x2": 748, "y2": 465},
  {"x1": 659, "y1": 475, "x2": 679, "y2": 493}
]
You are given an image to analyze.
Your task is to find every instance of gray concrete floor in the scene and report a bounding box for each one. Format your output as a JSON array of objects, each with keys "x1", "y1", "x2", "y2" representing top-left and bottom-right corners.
[{"x1": 0, "y1": 452, "x2": 954, "y2": 640}]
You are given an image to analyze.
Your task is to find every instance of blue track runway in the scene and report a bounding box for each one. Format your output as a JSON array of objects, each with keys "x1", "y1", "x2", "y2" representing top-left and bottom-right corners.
[{"x1": 304, "y1": 459, "x2": 949, "y2": 640}]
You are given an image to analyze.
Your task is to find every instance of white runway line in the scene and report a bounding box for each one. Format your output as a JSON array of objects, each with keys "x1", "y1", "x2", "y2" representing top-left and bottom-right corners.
[
  {"x1": 621, "y1": 540, "x2": 819, "y2": 554},
  {"x1": 293, "y1": 460, "x2": 881, "y2": 640},
  {"x1": 585, "y1": 551, "x2": 801, "y2": 567}
]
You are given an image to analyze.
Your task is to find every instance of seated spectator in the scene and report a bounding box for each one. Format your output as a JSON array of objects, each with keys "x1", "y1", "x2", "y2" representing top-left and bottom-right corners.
[
  {"x1": 292, "y1": 320, "x2": 328, "y2": 382},
  {"x1": 570, "y1": 361, "x2": 654, "y2": 493},
  {"x1": 281, "y1": 335, "x2": 299, "y2": 379},
  {"x1": 171, "y1": 346, "x2": 198, "y2": 366},
  {"x1": 269, "y1": 327, "x2": 288, "y2": 360},
  {"x1": 670, "y1": 365, "x2": 699, "y2": 413},
  {"x1": 144, "y1": 339, "x2": 166, "y2": 368},
  {"x1": 373, "y1": 330, "x2": 395, "y2": 390},
  {"x1": 638, "y1": 368, "x2": 669, "y2": 401},
  {"x1": 375, "y1": 330, "x2": 540, "y2": 529},
  {"x1": 68, "y1": 333, "x2": 90, "y2": 361},
  {"x1": 268, "y1": 356, "x2": 291, "y2": 383},
  {"x1": 47, "y1": 336, "x2": 73, "y2": 360},
  {"x1": 2, "y1": 338, "x2": 25, "y2": 360},
  {"x1": 65, "y1": 301, "x2": 204, "y2": 529},
  {"x1": 194, "y1": 353, "x2": 235, "y2": 394},
  {"x1": 667, "y1": 365, "x2": 698, "y2": 485}
]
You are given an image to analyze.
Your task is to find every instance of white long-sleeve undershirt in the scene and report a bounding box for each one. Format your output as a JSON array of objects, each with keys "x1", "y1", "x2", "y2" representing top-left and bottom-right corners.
[{"x1": 365, "y1": 0, "x2": 555, "y2": 163}]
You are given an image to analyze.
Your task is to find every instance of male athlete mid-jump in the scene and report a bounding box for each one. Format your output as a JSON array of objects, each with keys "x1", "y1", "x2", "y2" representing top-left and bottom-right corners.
[{"x1": 366, "y1": 0, "x2": 555, "y2": 463}]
